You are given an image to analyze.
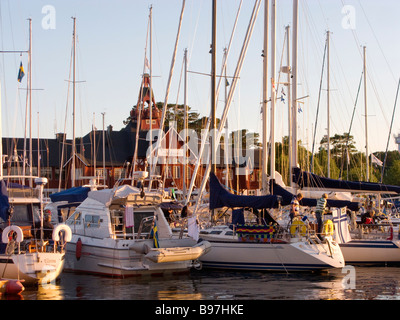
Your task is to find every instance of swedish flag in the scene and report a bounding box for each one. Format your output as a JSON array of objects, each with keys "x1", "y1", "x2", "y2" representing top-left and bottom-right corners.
[
  {"x1": 17, "y1": 62, "x2": 25, "y2": 83},
  {"x1": 150, "y1": 219, "x2": 160, "y2": 248}
]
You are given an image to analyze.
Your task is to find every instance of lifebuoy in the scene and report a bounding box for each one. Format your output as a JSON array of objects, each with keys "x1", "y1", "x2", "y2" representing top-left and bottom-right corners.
[
  {"x1": 323, "y1": 220, "x2": 334, "y2": 236},
  {"x1": 290, "y1": 219, "x2": 307, "y2": 236},
  {"x1": 52, "y1": 224, "x2": 72, "y2": 242},
  {"x1": 2, "y1": 226, "x2": 24, "y2": 243},
  {"x1": 76, "y1": 238, "x2": 82, "y2": 261}
]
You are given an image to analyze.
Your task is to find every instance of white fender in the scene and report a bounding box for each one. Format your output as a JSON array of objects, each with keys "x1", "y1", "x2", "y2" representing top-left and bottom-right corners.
[
  {"x1": 2, "y1": 226, "x2": 24, "y2": 243},
  {"x1": 52, "y1": 224, "x2": 72, "y2": 242}
]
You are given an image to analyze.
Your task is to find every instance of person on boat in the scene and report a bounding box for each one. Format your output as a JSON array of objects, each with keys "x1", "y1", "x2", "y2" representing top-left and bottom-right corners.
[
  {"x1": 361, "y1": 203, "x2": 375, "y2": 225},
  {"x1": 32, "y1": 210, "x2": 54, "y2": 240},
  {"x1": 43, "y1": 212, "x2": 54, "y2": 239},
  {"x1": 290, "y1": 193, "x2": 303, "y2": 224},
  {"x1": 315, "y1": 193, "x2": 328, "y2": 240}
]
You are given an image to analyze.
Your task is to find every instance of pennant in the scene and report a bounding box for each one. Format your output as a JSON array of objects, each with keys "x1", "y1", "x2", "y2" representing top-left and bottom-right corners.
[{"x1": 17, "y1": 62, "x2": 25, "y2": 83}]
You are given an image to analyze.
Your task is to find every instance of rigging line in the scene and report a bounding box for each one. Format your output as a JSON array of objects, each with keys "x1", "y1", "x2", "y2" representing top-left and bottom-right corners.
[
  {"x1": 381, "y1": 77, "x2": 400, "y2": 183},
  {"x1": 58, "y1": 35, "x2": 74, "y2": 191},
  {"x1": 357, "y1": 0, "x2": 397, "y2": 84},
  {"x1": 339, "y1": 71, "x2": 363, "y2": 179},
  {"x1": 310, "y1": 38, "x2": 327, "y2": 172}
]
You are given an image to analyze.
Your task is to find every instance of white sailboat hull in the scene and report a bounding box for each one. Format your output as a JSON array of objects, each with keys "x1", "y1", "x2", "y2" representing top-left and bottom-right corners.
[
  {"x1": 340, "y1": 240, "x2": 400, "y2": 264},
  {"x1": 199, "y1": 237, "x2": 344, "y2": 271},
  {"x1": 0, "y1": 252, "x2": 65, "y2": 285}
]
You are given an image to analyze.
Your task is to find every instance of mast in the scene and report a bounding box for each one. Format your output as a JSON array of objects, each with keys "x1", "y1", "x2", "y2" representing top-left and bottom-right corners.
[
  {"x1": 286, "y1": 25, "x2": 292, "y2": 183},
  {"x1": 270, "y1": 0, "x2": 276, "y2": 182},
  {"x1": 290, "y1": 0, "x2": 299, "y2": 188},
  {"x1": 71, "y1": 17, "x2": 76, "y2": 187},
  {"x1": 102, "y1": 112, "x2": 106, "y2": 186},
  {"x1": 183, "y1": 48, "x2": 188, "y2": 198},
  {"x1": 262, "y1": 0, "x2": 269, "y2": 194},
  {"x1": 148, "y1": 6, "x2": 153, "y2": 186},
  {"x1": 363, "y1": 46, "x2": 369, "y2": 182},
  {"x1": 327, "y1": 30, "x2": 331, "y2": 178},
  {"x1": 224, "y1": 47, "x2": 229, "y2": 189},
  {"x1": 29, "y1": 18, "x2": 32, "y2": 183},
  {"x1": 211, "y1": 0, "x2": 217, "y2": 175},
  {"x1": 210, "y1": 0, "x2": 217, "y2": 221}
]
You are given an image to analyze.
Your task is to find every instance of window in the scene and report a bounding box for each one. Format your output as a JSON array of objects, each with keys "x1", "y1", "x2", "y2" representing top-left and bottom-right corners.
[
  {"x1": 96, "y1": 168, "x2": 107, "y2": 179},
  {"x1": 67, "y1": 211, "x2": 82, "y2": 226},
  {"x1": 173, "y1": 166, "x2": 180, "y2": 179},
  {"x1": 84, "y1": 214, "x2": 101, "y2": 228},
  {"x1": 134, "y1": 212, "x2": 154, "y2": 233}
]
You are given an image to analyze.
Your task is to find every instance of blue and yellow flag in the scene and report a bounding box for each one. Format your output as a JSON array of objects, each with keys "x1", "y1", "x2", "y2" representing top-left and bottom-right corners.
[
  {"x1": 150, "y1": 219, "x2": 159, "y2": 248},
  {"x1": 17, "y1": 62, "x2": 25, "y2": 83}
]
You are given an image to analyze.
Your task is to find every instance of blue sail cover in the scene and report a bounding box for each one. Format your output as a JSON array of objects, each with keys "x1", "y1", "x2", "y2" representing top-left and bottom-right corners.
[
  {"x1": 0, "y1": 180, "x2": 10, "y2": 221},
  {"x1": 293, "y1": 167, "x2": 400, "y2": 194},
  {"x1": 270, "y1": 181, "x2": 361, "y2": 211},
  {"x1": 49, "y1": 186, "x2": 90, "y2": 204},
  {"x1": 209, "y1": 173, "x2": 281, "y2": 210}
]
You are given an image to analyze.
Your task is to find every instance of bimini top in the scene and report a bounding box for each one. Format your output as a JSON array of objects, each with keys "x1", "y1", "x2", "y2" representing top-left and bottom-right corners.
[
  {"x1": 209, "y1": 173, "x2": 281, "y2": 210},
  {"x1": 49, "y1": 186, "x2": 90, "y2": 204}
]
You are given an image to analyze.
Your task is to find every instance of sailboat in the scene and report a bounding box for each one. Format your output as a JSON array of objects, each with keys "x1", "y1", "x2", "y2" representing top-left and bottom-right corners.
[
  {"x1": 293, "y1": 167, "x2": 400, "y2": 265},
  {"x1": 196, "y1": 0, "x2": 344, "y2": 272},
  {"x1": 0, "y1": 178, "x2": 72, "y2": 285},
  {"x1": 198, "y1": 173, "x2": 344, "y2": 271},
  {"x1": 0, "y1": 20, "x2": 72, "y2": 285}
]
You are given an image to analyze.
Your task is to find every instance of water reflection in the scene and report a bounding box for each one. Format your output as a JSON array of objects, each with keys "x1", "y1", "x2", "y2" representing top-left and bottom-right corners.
[{"x1": 17, "y1": 267, "x2": 400, "y2": 300}]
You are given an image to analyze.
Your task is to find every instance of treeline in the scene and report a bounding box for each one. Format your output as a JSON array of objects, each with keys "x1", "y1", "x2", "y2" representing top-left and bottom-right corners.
[
  {"x1": 274, "y1": 134, "x2": 400, "y2": 186},
  {"x1": 126, "y1": 103, "x2": 400, "y2": 186}
]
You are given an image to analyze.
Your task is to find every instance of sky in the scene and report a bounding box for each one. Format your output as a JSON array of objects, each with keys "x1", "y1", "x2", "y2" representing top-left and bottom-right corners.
[{"x1": 1, "y1": 0, "x2": 400, "y2": 157}]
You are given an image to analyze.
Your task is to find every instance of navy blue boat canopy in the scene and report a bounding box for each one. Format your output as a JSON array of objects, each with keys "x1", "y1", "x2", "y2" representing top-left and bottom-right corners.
[
  {"x1": 293, "y1": 167, "x2": 400, "y2": 194},
  {"x1": 270, "y1": 180, "x2": 361, "y2": 212},
  {"x1": 209, "y1": 173, "x2": 281, "y2": 210},
  {"x1": 49, "y1": 186, "x2": 90, "y2": 204}
]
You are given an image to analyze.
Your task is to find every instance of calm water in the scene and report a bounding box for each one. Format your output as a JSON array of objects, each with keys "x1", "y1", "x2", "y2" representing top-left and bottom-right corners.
[{"x1": 10, "y1": 266, "x2": 400, "y2": 301}]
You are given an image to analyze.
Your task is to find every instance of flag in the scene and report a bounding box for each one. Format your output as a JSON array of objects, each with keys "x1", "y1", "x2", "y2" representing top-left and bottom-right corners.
[
  {"x1": 17, "y1": 62, "x2": 25, "y2": 83},
  {"x1": 371, "y1": 154, "x2": 383, "y2": 166},
  {"x1": 144, "y1": 57, "x2": 150, "y2": 70},
  {"x1": 332, "y1": 207, "x2": 352, "y2": 243},
  {"x1": 150, "y1": 219, "x2": 160, "y2": 248}
]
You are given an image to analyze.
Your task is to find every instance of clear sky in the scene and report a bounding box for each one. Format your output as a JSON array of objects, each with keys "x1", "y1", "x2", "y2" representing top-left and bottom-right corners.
[{"x1": 1, "y1": 0, "x2": 400, "y2": 157}]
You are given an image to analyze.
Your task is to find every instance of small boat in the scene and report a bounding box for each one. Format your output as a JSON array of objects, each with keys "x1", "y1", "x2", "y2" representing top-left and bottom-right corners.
[
  {"x1": 143, "y1": 241, "x2": 211, "y2": 263},
  {"x1": 64, "y1": 178, "x2": 210, "y2": 277}
]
